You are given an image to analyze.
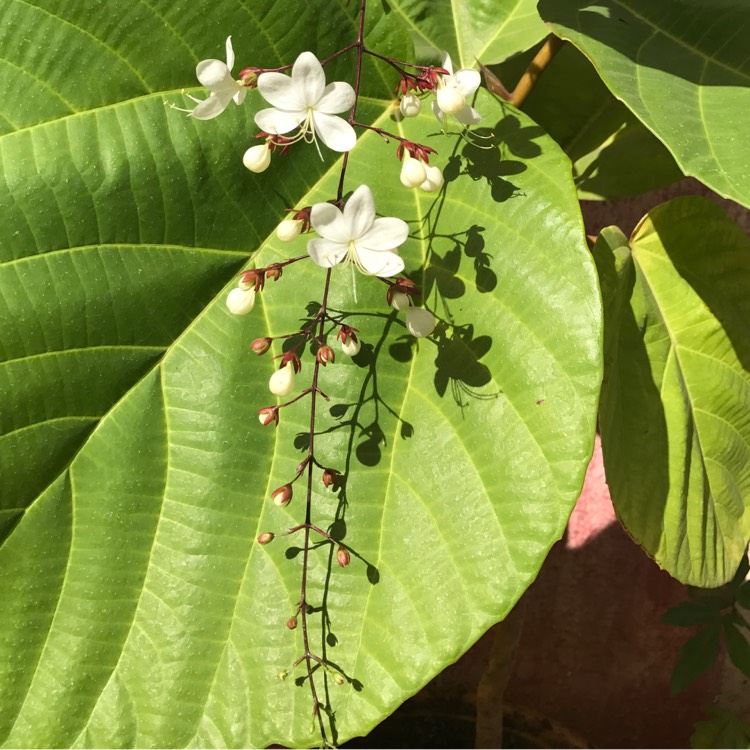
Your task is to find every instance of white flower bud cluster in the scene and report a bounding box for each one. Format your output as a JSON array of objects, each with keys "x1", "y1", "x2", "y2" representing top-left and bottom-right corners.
[{"x1": 399, "y1": 154, "x2": 444, "y2": 193}]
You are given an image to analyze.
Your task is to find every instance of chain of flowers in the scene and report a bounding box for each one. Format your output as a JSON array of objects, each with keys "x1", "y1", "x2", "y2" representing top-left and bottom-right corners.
[{"x1": 179, "y1": 2, "x2": 483, "y2": 741}]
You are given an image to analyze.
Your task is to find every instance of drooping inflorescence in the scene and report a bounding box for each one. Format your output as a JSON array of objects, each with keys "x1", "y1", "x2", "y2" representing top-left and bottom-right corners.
[{"x1": 177, "y1": 4, "x2": 480, "y2": 741}]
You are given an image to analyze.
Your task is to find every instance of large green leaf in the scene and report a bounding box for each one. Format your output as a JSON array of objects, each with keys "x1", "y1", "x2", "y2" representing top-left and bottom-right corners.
[
  {"x1": 389, "y1": 0, "x2": 548, "y2": 65},
  {"x1": 594, "y1": 197, "x2": 750, "y2": 587},
  {"x1": 539, "y1": 0, "x2": 750, "y2": 208},
  {"x1": 494, "y1": 41, "x2": 683, "y2": 199},
  {"x1": 0, "y1": 0, "x2": 601, "y2": 746}
]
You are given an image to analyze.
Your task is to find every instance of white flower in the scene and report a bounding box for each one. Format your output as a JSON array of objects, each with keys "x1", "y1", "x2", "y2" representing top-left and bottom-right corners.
[
  {"x1": 432, "y1": 53, "x2": 482, "y2": 126},
  {"x1": 400, "y1": 93, "x2": 422, "y2": 118},
  {"x1": 419, "y1": 165, "x2": 444, "y2": 193},
  {"x1": 226, "y1": 287, "x2": 256, "y2": 315},
  {"x1": 307, "y1": 185, "x2": 407, "y2": 277},
  {"x1": 188, "y1": 37, "x2": 248, "y2": 120},
  {"x1": 255, "y1": 51, "x2": 356, "y2": 153},
  {"x1": 243, "y1": 143, "x2": 271, "y2": 172},
  {"x1": 406, "y1": 307, "x2": 437, "y2": 338},
  {"x1": 400, "y1": 154, "x2": 427, "y2": 188},
  {"x1": 269, "y1": 364, "x2": 295, "y2": 397}
]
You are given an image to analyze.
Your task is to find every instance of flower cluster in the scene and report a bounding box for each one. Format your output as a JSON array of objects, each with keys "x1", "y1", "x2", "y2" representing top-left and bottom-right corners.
[{"x1": 181, "y1": 21, "x2": 478, "y2": 742}]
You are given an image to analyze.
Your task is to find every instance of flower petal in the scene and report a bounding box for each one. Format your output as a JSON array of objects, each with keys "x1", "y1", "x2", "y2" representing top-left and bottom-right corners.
[
  {"x1": 233, "y1": 87, "x2": 247, "y2": 105},
  {"x1": 431, "y1": 99, "x2": 444, "y2": 123},
  {"x1": 343, "y1": 185, "x2": 375, "y2": 239},
  {"x1": 196, "y1": 59, "x2": 233, "y2": 88},
  {"x1": 316, "y1": 81, "x2": 355, "y2": 114},
  {"x1": 225, "y1": 36, "x2": 235, "y2": 71},
  {"x1": 312, "y1": 112, "x2": 356, "y2": 152},
  {"x1": 359, "y1": 217, "x2": 409, "y2": 251},
  {"x1": 307, "y1": 238, "x2": 348, "y2": 268},
  {"x1": 354, "y1": 247, "x2": 404, "y2": 277},
  {"x1": 454, "y1": 68, "x2": 481, "y2": 97},
  {"x1": 310, "y1": 202, "x2": 350, "y2": 243},
  {"x1": 258, "y1": 71, "x2": 306, "y2": 111},
  {"x1": 292, "y1": 51, "x2": 326, "y2": 106},
  {"x1": 454, "y1": 105, "x2": 482, "y2": 126},
  {"x1": 190, "y1": 91, "x2": 234, "y2": 120},
  {"x1": 254, "y1": 107, "x2": 301, "y2": 134},
  {"x1": 441, "y1": 52, "x2": 454, "y2": 77}
]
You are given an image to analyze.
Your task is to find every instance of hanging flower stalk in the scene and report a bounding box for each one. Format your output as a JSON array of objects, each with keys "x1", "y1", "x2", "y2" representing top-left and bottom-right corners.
[{"x1": 178, "y1": 0, "x2": 480, "y2": 740}]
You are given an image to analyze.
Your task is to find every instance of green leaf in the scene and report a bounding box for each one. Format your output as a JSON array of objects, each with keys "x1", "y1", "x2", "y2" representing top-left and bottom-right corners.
[
  {"x1": 594, "y1": 197, "x2": 750, "y2": 587},
  {"x1": 0, "y1": 1, "x2": 602, "y2": 746},
  {"x1": 670, "y1": 622, "x2": 721, "y2": 696},
  {"x1": 691, "y1": 705, "x2": 750, "y2": 750},
  {"x1": 389, "y1": 0, "x2": 548, "y2": 65},
  {"x1": 494, "y1": 41, "x2": 683, "y2": 199},
  {"x1": 724, "y1": 620, "x2": 750, "y2": 679},
  {"x1": 662, "y1": 601, "x2": 722, "y2": 628},
  {"x1": 538, "y1": 0, "x2": 750, "y2": 209}
]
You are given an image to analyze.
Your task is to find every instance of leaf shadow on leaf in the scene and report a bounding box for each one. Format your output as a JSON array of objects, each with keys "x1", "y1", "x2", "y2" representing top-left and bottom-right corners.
[
  {"x1": 302, "y1": 314, "x2": 410, "y2": 744},
  {"x1": 593, "y1": 233, "x2": 671, "y2": 564},
  {"x1": 538, "y1": 0, "x2": 750, "y2": 88},
  {"x1": 648, "y1": 199, "x2": 750, "y2": 375}
]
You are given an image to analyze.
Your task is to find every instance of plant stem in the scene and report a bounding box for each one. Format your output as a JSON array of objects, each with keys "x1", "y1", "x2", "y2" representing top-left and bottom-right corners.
[{"x1": 510, "y1": 34, "x2": 565, "y2": 108}]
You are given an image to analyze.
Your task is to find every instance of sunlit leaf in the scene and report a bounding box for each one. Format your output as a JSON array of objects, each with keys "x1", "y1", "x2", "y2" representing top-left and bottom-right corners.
[
  {"x1": 539, "y1": 0, "x2": 750, "y2": 208},
  {"x1": 0, "y1": 0, "x2": 601, "y2": 745},
  {"x1": 594, "y1": 198, "x2": 750, "y2": 587}
]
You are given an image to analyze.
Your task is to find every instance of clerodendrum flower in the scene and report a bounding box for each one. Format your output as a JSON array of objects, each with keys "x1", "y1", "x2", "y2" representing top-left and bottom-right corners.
[
  {"x1": 432, "y1": 52, "x2": 482, "y2": 126},
  {"x1": 307, "y1": 185, "x2": 407, "y2": 277},
  {"x1": 187, "y1": 37, "x2": 248, "y2": 120},
  {"x1": 255, "y1": 51, "x2": 356, "y2": 153}
]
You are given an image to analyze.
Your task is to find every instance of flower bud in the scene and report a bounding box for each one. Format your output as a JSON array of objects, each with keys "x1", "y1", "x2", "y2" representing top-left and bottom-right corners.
[
  {"x1": 258, "y1": 406, "x2": 279, "y2": 427},
  {"x1": 322, "y1": 468, "x2": 340, "y2": 489},
  {"x1": 337, "y1": 546, "x2": 351, "y2": 568},
  {"x1": 340, "y1": 336, "x2": 361, "y2": 357},
  {"x1": 399, "y1": 93, "x2": 422, "y2": 118},
  {"x1": 272, "y1": 484, "x2": 293, "y2": 507},
  {"x1": 316, "y1": 345, "x2": 335, "y2": 366},
  {"x1": 251, "y1": 337, "x2": 272, "y2": 355},
  {"x1": 257, "y1": 532, "x2": 275, "y2": 545},
  {"x1": 436, "y1": 86, "x2": 466, "y2": 115},
  {"x1": 276, "y1": 219, "x2": 303, "y2": 243},
  {"x1": 269, "y1": 363, "x2": 295, "y2": 396},
  {"x1": 286, "y1": 616, "x2": 298, "y2": 630},
  {"x1": 420, "y1": 165, "x2": 444, "y2": 193},
  {"x1": 400, "y1": 153, "x2": 427, "y2": 188},
  {"x1": 406, "y1": 307, "x2": 437, "y2": 338},
  {"x1": 243, "y1": 144, "x2": 271, "y2": 173},
  {"x1": 390, "y1": 291, "x2": 411, "y2": 311},
  {"x1": 333, "y1": 672, "x2": 346, "y2": 685},
  {"x1": 226, "y1": 287, "x2": 256, "y2": 315}
]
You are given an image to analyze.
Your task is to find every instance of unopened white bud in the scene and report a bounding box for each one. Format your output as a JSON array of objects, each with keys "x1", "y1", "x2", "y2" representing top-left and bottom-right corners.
[
  {"x1": 391, "y1": 291, "x2": 411, "y2": 311},
  {"x1": 400, "y1": 154, "x2": 426, "y2": 188},
  {"x1": 420, "y1": 165, "x2": 444, "y2": 193},
  {"x1": 276, "y1": 219, "x2": 302, "y2": 243},
  {"x1": 243, "y1": 144, "x2": 271, "y2": 173},
  {"x1": 399, "y1": 93, "x2": 421, "y2": 118},
  {"x1": 269, "y1": 363, "x2": 295, "y2": 396},
  {"x1": 341, "y1": 336, "x2": 361, "y2": 357},
  {"x1": 226, "y1": 287, "x2": 256, "y2": 315},
  {"x1": 406, "y1": 307, "x2": 437, "y2": 338},
  {"x1": 436, "y1": 86, "x2": 466, "y2": 115}
]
